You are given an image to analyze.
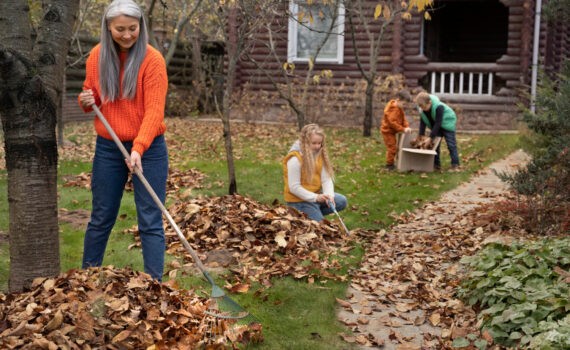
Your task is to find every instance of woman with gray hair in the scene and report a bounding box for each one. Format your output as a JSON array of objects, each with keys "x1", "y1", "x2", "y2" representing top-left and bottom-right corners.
[{"x1": 78, "y1": 0, "x2": 169, "y2": 281}]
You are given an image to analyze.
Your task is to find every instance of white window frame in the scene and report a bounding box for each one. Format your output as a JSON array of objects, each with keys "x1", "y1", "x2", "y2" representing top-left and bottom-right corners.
[{"x1": 287, "y1": 1, "x2": 345, "y2": 64}]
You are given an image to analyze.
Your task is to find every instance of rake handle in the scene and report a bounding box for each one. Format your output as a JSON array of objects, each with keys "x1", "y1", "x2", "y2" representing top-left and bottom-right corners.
[{"x1": 91, "y1": 105, "x2": 210, "y2": 276}]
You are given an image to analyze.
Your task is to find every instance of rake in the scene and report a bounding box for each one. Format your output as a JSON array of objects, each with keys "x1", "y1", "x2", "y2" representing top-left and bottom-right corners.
[
  {"x1": 91, "y1": 105, "x2": 257, "y2": 327},
  {"x1": 328, "y1": 200, "x2": 349, "y2": 235}
]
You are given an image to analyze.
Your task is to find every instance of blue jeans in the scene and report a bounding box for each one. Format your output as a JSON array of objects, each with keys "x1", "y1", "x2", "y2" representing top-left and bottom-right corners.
[
  {"x1": 287, "y1": 193, "x2": 348, "y2": 222},
  {"x1": 83, "y1": 135, "x2": 168, "y2": 281},
  {"x1": 434, "y1": 129, "x2": 460, "y2": 168}
]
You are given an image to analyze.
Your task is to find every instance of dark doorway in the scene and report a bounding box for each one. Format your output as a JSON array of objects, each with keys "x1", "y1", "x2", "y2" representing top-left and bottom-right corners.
[{"x1": 423, "y1": 0, "x2": 509, "y2": 62}]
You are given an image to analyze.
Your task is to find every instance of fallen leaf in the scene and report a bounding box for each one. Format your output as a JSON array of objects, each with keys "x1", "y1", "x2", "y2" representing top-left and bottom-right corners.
[{"x1": 429, "y1": 312, "x2": 441, "y2": 326}]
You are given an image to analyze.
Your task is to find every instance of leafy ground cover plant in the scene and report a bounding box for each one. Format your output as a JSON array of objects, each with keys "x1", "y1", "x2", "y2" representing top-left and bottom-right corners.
[{"x1": 457, "y1": 239, "x2": 570, "y2": 349}]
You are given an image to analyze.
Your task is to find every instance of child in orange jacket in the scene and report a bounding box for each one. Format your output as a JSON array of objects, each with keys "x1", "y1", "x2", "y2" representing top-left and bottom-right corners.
[{"x1": 380, "y1": 90, "x2": 412, "y2": 170}]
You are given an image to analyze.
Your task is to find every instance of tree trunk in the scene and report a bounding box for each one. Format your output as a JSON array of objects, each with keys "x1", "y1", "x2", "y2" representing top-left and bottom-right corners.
[
  {"x1": 221, "y1": 57, "x2": 237, "y2": 195},
  {"x1": 0, "y1": 0, "x2": 79, "y2": 292},
  {"x1": 363, "y1": 77, "x2": 375, "y2": 137},
  {"x1": 220, "y1": 5, "x2": 239, "y2": 195}
]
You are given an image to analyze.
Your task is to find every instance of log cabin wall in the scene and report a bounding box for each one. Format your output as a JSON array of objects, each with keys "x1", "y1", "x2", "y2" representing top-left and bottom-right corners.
[
  {"x1": 231, "y1": 1, "x2": 400, "y2": 127},
  {"x1": 230, "y1": 0, "x2": 569, "y2": 131}
]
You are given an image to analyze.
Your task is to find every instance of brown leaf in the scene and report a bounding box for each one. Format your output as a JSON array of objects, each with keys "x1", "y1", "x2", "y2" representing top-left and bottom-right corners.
[
  {"x1": 429, "y1": 312, "x2": 441, "y2": 326},
  {"x1": 44, "y1": 309, "x2": 64, "y2": 332},
  {"x1": 482, "y1": 329, "x2": 494, "y2": 345},
  {"x1": 229, "y1": 283, "x2": 250, "y2": 294},
  {"x1": 336, "y1": 297, "x2": 352, "y2": 308},
  {"x1": 355, "y1": 334, "x2": 370, "y2": 345},
  {"x1": 112, "y1": 329, "x2": 131, "y2": 343},
  {"x1": 397, "y1": 342, "x2": 421, "y2": 350},
  {"x1": 339, "y1": 318, "x2": 358, "y2": 326},
  {"x1": 395, "y1": 302, "x2": 416, "y2": 313},
  {"x1": 339, "y1": 333, "x2": 356, "y2": 343}
]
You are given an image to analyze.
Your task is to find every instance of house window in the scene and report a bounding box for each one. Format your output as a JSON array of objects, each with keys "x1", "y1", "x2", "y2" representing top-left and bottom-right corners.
[
  {"x1": 423, "y1": 0, "x2": 508, "y2": 62},
  {"x1": 288, "y1": 1, "x2": 345, "y2": 64}
]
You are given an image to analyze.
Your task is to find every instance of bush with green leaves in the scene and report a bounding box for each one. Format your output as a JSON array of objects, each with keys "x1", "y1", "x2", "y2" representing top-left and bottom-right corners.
[
  {"x1": 499, "y1": 62, "x2": 570, "y2": 234},
  {"x1": 457, "y1": 239, "x2": 570, "y2": 349}
]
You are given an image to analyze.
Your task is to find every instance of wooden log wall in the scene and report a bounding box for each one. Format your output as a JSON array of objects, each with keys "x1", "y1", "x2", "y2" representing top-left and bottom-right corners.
[
  {"x1": 235, "y1": 2, "x2": 397, "y2": 92},
  {"x1": 495, "y1": 0, "x2": 527, "y2": 93},
  {"x1": 401, "y1": 14, "x2": 427, "y2": 88}
]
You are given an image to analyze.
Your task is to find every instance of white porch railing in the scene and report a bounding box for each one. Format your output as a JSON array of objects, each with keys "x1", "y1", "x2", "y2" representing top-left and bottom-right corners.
[{"x1": 426, "y1": 63, "x2": 499, "y2": 96}]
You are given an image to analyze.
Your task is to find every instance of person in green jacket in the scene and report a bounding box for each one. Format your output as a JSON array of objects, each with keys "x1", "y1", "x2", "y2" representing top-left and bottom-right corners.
[{"x1": 414, "y1": 92, "x2": 460, "y2": 170}]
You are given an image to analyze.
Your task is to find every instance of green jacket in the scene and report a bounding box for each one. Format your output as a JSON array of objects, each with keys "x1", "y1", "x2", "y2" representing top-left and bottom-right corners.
[{"x1": 420, "y1": 95, "x2": 456, "y2": 132}]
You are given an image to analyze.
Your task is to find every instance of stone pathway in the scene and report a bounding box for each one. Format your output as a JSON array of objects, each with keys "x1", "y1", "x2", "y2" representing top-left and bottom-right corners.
[{"x1": 338, "y1": 149, "x2": 530, "y2": 349}]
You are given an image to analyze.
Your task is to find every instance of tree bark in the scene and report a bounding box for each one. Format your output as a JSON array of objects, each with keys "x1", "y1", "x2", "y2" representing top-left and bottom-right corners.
[
  {"x1": 363, "y1": 76, "x2": 375, "y2": 137},
  {"x1": 220, "y1": 4, "x2": 240, "y2": 195},
  {"x1": 0, "y1": 0, "x2": 79, "y2": 292}
]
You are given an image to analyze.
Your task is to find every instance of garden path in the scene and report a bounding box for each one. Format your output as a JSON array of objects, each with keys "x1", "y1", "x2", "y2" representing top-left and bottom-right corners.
[{"x1": 338, "y1": 149, "x2": 530, "y2": 349}]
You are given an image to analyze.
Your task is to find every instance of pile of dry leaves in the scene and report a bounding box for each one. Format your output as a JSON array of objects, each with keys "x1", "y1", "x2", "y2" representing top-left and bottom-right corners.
[
  {"x1": 63, "y1": 170, "x2": 357, "y2": 287},
  {"x1": 0, "y1": 267, "x2": 262, "y2": 349},
  {"x1": 159, "y1": 194, "x2": 354, "y2": 286},
  {"x1": 410, "y1": 136, "x2": 434, "y2": 150}
]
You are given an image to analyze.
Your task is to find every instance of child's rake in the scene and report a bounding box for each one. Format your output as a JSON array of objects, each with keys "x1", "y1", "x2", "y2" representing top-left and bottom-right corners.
[
  {"x1": 92, "y1": 105, "x2": 257, "y2": 328},
  {"x1": 328, "y1": 200, "x2": 350, "y2": 235}
]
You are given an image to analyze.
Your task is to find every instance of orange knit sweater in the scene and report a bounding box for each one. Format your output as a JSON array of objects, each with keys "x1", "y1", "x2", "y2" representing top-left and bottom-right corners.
[{"x1": 79, "y1": 44, "x2": 168, "y2": 156}]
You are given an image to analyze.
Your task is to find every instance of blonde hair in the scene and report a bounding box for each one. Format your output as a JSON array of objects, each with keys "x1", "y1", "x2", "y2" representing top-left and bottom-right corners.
[
  {"x1": 414, "y1": 91, "x2": 431, "y2": 105},
  {"x1": 298, "y1": 124, "x2": 334, "y2": 181}
]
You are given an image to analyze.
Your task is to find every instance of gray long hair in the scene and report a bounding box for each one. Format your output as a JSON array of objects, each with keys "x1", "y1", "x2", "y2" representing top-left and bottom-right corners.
[{"x1": 99, "y1": 0, "x2": 148, "y2": 102}]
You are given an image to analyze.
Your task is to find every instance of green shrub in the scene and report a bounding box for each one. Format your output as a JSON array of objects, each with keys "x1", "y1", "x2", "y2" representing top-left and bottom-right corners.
[
  {"x1": 457, "y1": 239, "x2": 570, "y2": 348},
  {"x1": 499, "y1": 62, "x2": 570, "y2": 234}
]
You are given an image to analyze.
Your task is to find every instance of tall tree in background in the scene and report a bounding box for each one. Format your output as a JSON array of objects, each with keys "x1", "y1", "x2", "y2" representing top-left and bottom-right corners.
[
  {"x1": 208, "y1": 0, "x2": 276, "y2": 194},
  {"x1": 0, "y1": 0, "x2": 79, "y2": 292},
  {"x1": 146, "y1": 0, "x2": 204, "y2": 65},
  {"x1": 346, "y1": 0, "x2": 432, "y2": 136}
]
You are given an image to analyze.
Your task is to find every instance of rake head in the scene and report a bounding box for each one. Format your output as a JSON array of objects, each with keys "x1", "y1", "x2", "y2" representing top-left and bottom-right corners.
[{"x1": 201, "y1": 274, "x2": 263, "y2": 347}]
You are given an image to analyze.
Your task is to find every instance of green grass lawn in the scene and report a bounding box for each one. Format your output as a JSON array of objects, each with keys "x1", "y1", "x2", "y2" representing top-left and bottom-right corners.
[{"x1": 0, "y1": 120, "x2": 521, "y2": 348}]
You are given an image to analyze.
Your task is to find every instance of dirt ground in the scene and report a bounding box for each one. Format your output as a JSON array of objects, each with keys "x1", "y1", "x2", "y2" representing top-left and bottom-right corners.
[
  {"x1": 58, "y1": 208, "x2": 91, "y2": 230},
  {"x1": 337, "y1": 149, "x2": 531, "y2": 349}
]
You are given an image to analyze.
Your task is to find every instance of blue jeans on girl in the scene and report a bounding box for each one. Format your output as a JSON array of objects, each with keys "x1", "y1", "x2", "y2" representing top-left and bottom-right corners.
[
  {"x1": 287, "y1": 193, "x2": 348, "y2": 222},
  {"x1": 83, "y1": 135, "x2": 168, "y2": 281}
]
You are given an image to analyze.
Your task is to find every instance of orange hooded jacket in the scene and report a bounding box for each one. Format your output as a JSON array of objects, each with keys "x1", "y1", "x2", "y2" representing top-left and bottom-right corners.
[{"x1": 380, "y1": 99, "x2": 409, "y2": 134}]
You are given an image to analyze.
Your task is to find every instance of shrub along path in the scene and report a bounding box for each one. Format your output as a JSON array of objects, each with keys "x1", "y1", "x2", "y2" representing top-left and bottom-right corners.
[{"x1": 337, "y1": 149, "x2": 530, "y2": 349}]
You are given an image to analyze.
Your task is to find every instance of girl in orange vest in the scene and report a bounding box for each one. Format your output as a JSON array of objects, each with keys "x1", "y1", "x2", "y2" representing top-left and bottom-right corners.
[{"x1": 283, "y1": 124, "x2": 347, "y2": 222}]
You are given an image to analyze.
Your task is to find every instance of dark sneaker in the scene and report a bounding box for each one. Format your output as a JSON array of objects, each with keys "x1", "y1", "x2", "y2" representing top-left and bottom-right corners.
[{"x1": 385, "y1": 164, "x2": 396, "y2": 171}]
